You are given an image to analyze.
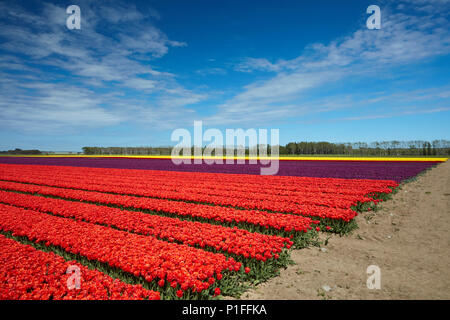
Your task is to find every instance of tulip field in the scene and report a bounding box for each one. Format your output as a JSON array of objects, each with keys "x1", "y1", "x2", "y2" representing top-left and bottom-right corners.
[{"x1": 0, "y1": 157, "x2": 444, "y2": 300}]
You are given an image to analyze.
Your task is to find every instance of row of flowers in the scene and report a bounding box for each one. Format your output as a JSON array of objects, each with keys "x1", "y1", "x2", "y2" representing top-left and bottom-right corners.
[
  {"x1": 0, "y1": 163, "x2": 398, "y2": 192},
  {"x1": 1, "y1": 164, "x2": 396, "y2": 200},
  {"x1": 0, "y1": 180, "x2": 317, "y2": 231},
  {"x1": 0, "y1": 190, "x2": 291, "y2": 260},
  {"x1": 52, "y1": 177, "x2": 375, "y2": 209},
  {"x1": 0, "y1": 234, "x2": 160, "y2": 300},
  {"x1": 0, "y1": 173, "x2": 361, "y2": 220},
  {"x1": 0, "y1": 203, "x2": 241, "y2": 297},
  {"x1": 0, "y1": 165, "x2": 397, "y2": 209}
]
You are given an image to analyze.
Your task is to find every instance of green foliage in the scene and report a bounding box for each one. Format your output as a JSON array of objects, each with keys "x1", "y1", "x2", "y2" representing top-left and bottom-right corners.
[
  {"x1": 79, "y1": 140, "x2": 450, "y2": 156},
  {"x1": 0, "y1": 148, "x2": 41, "y2": 155}
]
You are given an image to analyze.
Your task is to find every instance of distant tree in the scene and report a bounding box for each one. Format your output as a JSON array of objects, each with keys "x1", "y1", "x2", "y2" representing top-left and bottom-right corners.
[{"x1": 77, "y1": 141, "x2": 450, "y2": 157}]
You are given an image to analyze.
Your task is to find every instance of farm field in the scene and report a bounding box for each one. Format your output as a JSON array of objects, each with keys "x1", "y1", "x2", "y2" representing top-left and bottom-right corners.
[{"x1": 0, "y1": 157, "x2": 446, "y2": 300}]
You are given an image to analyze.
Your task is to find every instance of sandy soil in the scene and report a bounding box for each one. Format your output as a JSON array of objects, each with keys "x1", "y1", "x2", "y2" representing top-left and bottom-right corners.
[{"x1": 240, "y1": 161, "x2": 450, "y2": 300}]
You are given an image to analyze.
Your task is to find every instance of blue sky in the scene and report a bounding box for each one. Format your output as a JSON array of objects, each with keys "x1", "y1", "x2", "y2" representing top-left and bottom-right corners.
[{"x1": 0, "y1": 0, "x2": 449, "y2": 151}]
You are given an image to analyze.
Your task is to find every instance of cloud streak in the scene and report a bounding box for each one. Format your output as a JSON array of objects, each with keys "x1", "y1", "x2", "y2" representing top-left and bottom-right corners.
[
  {"x1": 214, "y1": 0, "x2": 450, "y2": 126},
  {"x1": 0, "y1": 0, "x2": 204, "y2": 132}
]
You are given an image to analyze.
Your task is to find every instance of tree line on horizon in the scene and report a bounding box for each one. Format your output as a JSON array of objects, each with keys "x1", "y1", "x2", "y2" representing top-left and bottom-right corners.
[
  {"x1": 0, "y1": 148, "x2": 42, "y2": 155},
  {"x1": 2, "y1": 141, "x2": 449, "y2": 156},
  {"x1": 80, "y1": 140, "x2": 450, "y2": 156}
]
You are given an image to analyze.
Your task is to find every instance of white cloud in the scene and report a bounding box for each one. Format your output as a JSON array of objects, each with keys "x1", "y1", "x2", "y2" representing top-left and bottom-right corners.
[
  {"x1": 100, "y1": 4, "x2": 144, "y2": 23},
  {"x1": 234, "y1": 58, "x2": 280, "y2": 73},
  {"x1": 213, "y1": 0, "x2": 450, "y2": 126},
  {"x1": 0, "y1": 1, "x2": 206, "y2": 132},
  {"x1": 196, "y1": 68, "x2": 227, "y2": 76},
  {"x1": 0, "y1": 81, "x2": 122, "y2": 132},
  {"x1": 337, "y1": 107, "x2": 450, "y2": 122}
]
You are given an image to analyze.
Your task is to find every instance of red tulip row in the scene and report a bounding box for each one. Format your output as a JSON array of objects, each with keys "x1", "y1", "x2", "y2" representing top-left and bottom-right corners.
[
  {"x1": 0, "y1": 234, "x2": 161, "y2": 300},
  {"x1": 61, "y1": 175, "x2": 370, "y2": 208},
  {"x1": 0, "y1": 172, "x2": 360, "y2": 220},
  {"x1": 0, "y1": 164, "x2": 396, "y2": 199},
  {"x1": 0, "y1": 164, "x2": 396, "y2": 208},
  {"x1": 0, "y1": 171, "x2": 367, "y2": 210},
  {"x1": 0, "y1": 164, "x2": 397, "y2": 194},
  {"x1": 0, "y1": 203, "x2": 241, "y2": 297},
  {"x1": 0, "y1": 180, "x2": 317, "y2": 231},
  {"x1": 0, "y1": 190, "x2": 291, "y2": 260}
]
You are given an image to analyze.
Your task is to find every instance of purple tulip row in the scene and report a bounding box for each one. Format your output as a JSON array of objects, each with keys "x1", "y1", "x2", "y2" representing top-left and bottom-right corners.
[{"x1": 0, "y1": 156, "x2": 441, "y2": 182}]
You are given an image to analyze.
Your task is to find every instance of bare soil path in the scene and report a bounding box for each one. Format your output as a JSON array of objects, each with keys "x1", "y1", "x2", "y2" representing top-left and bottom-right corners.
[{"x1": 241, "y1": 161, "x2": 450, "y2": 300}]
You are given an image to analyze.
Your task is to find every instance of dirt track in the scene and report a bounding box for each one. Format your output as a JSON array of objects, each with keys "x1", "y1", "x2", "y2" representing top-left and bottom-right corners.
[{"x1": 241, "y1": 161, "x2": 450, "y2": 300}]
